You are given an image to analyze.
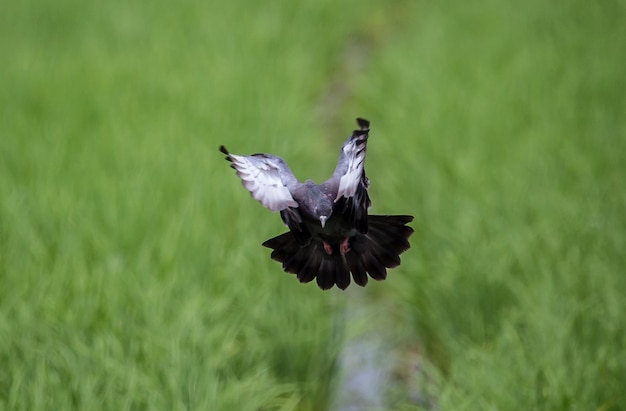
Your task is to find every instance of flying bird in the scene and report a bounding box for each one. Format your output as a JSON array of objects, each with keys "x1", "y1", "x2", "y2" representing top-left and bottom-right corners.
[{"x1": 219, "y1": 118, "x2": 413, "y2": 290}]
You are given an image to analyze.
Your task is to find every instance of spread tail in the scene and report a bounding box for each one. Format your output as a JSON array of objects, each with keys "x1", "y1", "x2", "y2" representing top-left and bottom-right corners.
[{"x1": 262, "y1": 215, "x2": 414, "y2": 290}]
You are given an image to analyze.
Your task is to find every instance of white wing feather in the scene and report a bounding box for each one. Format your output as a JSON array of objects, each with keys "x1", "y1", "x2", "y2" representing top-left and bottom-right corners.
[
  {"x1": 336, "y1": 143, "x2": 366, "y2": 200},
  {"x1": 227, "y1": 152, "x2": 299, "y2": 212},
  {"x1": 334, "y1": 120, "x2": 369, "y2": 201}
]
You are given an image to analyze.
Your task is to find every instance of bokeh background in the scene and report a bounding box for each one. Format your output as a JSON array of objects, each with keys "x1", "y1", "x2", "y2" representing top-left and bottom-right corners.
[{"x1": 2, "y1": 0, "x2": 625, "y2": 409}]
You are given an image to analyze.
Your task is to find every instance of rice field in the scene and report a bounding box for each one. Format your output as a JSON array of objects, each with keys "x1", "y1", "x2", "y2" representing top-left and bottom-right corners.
[{"x1": 1, "y1": 0, "x2": 624, "y2": 409}]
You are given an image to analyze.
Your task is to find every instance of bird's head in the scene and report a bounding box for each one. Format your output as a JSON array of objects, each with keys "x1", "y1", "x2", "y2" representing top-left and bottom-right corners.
[{"x1": 314, "y1": 202, "x2": 333, "y2": 228}]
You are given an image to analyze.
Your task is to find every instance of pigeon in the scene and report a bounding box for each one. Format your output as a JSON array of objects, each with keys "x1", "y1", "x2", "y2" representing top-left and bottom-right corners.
[{"x1": 219, "y1": 118, "x2": 413, "y2": 290}]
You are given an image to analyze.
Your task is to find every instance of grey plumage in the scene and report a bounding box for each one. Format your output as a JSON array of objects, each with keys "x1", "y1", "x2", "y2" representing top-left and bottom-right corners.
[{"x1": 220, "y1": 118, "x2": 413, "y2": 290}]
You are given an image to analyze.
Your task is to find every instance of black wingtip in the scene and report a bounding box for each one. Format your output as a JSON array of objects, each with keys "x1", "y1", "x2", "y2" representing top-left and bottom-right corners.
[
  {"x1": 352, "y1": 118, "x2": 370, "y2": 137},
  {"x1": 219, "y1": 145, "x2": 234, "y2": 162},
  {"x1": 356, "y1": 118, "x2": 370, "y2": 130}
]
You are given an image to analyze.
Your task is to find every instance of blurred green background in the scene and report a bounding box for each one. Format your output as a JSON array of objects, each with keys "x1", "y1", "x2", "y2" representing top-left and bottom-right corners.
[{"x1": 1, "y1": 0, "x2": 625, "y2": 409}]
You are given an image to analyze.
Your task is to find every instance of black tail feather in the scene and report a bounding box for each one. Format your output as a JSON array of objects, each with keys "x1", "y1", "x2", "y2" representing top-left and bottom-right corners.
[
  {"x1": 346, "y1": 252, "x2": 368, "y2": 287},
  {"x1": 363, "y1": 252, "x2": 387, "y2": 281},
  {"x1": 298, "y1": 250, "x2": 321, "y2": 284},
  {"x1": 334, "y1": 256, "x2": 351, "y2": 290},
  {"x1": 262, "y1": 214, "x2": 414, "y2": 290},
  {"x1": 317, "y1": 259, "x2": 336, "y2": 290}
]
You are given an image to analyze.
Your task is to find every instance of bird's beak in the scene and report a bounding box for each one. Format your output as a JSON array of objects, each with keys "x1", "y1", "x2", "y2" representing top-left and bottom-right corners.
[{"x1": 319, "y1": 216, "x2": 328, "y2": 228}]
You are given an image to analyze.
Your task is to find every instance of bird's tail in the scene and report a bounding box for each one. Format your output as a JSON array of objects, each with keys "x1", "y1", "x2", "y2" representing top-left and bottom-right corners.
[{"x1": 262, "y1": 215, "x2": 414, "y2": 290}]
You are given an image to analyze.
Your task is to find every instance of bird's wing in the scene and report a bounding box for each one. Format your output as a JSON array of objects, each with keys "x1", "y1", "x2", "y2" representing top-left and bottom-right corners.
[
  {"x1": 330, "y1": 118, "x2": 372, "y2": 232},
  {"x1": 220, "y1": 146, "x2": 299, "y2": 212},
  {"x1": 333, "y1": 118, "x2": 370, "y2": 201}
]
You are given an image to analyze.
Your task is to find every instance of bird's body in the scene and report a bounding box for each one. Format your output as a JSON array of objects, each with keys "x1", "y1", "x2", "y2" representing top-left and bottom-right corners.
[
  {"x1": 220, "y1": 118, "x2": 413, "y2": 290},
  {"x1": 289, "y1": 181, "x2": 356, "y2": 256}
]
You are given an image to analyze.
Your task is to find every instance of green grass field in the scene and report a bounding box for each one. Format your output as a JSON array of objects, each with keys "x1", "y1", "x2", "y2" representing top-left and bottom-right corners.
[{"x1": 2, "y1": 0, "x2": 625, "y2": 410}]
